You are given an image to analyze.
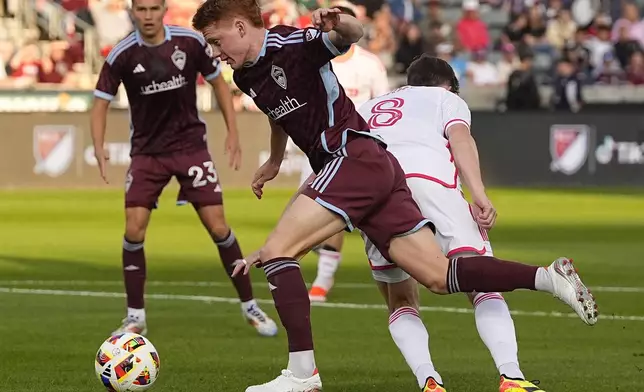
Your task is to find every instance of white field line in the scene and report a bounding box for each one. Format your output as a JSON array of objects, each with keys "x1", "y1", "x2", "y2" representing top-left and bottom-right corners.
[
  {"x1": 0, "y1": 280, "x2": 642, "y2": 293},
  {"x1": 1, "y1": 287, "x2": 643, "y2": 322}
]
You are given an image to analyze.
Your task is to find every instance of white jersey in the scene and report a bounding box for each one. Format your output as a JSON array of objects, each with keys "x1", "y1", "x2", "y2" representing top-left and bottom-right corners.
[
  {"x1": 358, "y1": 86, "x2": 492, "y2": 284},
  {"x1": 357, "y1": 86, "x2": 471, "y2": 189},
  {"x1": 331, "y1": 45, "x2": 390, "y2": 107}
]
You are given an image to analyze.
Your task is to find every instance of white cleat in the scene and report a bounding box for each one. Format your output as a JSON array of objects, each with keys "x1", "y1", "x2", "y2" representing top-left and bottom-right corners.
[
  {"x1": 245, "y1": 370, "x2": 322, "y2": 392},
  {"x1": 243, "y1": 303, "x2": 278, "y2": 337},
  {"x1": 112, "y1": 317, "x2": 148, "y2": 336},
  {"x1": 548, "y1": 257, "x2": 599, "y2": 326}
]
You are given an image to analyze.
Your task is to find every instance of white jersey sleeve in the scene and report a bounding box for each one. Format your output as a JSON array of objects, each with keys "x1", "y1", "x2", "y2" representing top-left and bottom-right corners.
[{"x1": 441, "y1": 92, "x2": 471, "y2": 137}]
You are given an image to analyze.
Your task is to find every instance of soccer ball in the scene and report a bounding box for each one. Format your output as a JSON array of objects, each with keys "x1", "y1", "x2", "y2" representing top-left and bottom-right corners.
[{"x1": 94, "y1": 333, "x2": 160, "y2": 391}]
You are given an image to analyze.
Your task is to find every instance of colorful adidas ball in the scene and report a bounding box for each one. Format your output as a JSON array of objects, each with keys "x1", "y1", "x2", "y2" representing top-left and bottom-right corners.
[{"x1": 94, "y1": 333, "x2": 160, "y2": 391}]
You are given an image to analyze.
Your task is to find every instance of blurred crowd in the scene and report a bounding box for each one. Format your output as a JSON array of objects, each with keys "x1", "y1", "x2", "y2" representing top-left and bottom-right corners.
[{"x1": 0, "y1": 0, "x2": 643, "y2": 99}]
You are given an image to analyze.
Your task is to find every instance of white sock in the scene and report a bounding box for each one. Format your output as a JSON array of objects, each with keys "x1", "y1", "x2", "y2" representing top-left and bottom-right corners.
[
  {"x1": 127, "y1": 307, "x2": 146, "y2": 323},
  {"x1": 288, "y1": 350, "x2": 317, "y2": 379},
  {"x1": 388, "y1": 307, "x2": 443, "y2": 387},
  {"x1": 535, "y1": 267, "x2": 554, "y2": 293},
  {"x1": 311, "y1": 249, "x2": 341, "y2": 291},
  {"x1": 473, "y1": 293, "x2": 524, "y2": 380},
  {"x1": 241, "y1": 299, "x2": 258, "y2": 312}
]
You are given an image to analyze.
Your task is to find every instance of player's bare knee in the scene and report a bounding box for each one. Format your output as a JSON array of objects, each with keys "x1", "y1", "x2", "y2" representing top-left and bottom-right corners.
[
  {"x1": 387, "y1": 279, "x2": 420, "y2": 313},
  {"x1": 258, "y1": 243, "x2": 288, "y2": 263},
  {"x1": 124, "y1": 219, "x2": 147, "y2": 243},
  {"x1": 208, "y1": 222, "x2": 230, "y2": 241}
]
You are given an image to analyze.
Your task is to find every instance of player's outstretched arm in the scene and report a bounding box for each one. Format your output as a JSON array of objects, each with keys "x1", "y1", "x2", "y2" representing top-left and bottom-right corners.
[
  {"x1": 448, "y1": 124, "x2": 496, "y2": 229},
  {"x1": 91, "y1": 97, "x2": 111, "y2": 183},
  {"x1": 251, "y1": 120, "x2": 288, "y2": 199},
  {"x1": 268, "y1": 119, "x2": 288, "y2": 165},
  {"x1": 209, "y1": 74, "x2": 242, "y2": 170},
  {"x1": 312, "y1": 8, "x2": 364, "y2": 48}
]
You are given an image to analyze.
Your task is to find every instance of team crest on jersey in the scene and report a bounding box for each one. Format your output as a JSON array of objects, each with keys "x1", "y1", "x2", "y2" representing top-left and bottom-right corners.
[
  {"x1": 305, "y1": 29, "x2": 320, "y2": 42},
  {"x1": 205, "y1": 43, "x2": 214, "y2": 58},
  {"x1": 549, "y1": 124, "x2": 590, "y2": 175},
  {"x1": 171, "y1": 46, "x2": 186, "y2": 71},
  {"x1": 271, "y1": 65, "x2": 287, "y2": 90},
  {"x1": 33, "y1": 125, "x2": 75, "y2": 177}
]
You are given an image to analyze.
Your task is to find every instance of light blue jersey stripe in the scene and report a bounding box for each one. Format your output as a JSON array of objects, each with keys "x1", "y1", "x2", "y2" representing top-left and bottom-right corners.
[{"x1": 319, "y1": 62, "x2": 340, "y2": 128}]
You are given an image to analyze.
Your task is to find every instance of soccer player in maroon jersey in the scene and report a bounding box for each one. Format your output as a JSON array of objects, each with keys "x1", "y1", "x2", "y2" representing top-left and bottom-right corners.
[
  {"x1": 90, "y1": 0, "x2": 277, "y2": 338},
  {"x1": 193, "y1": 1, "x2": 597, "y2": 391}
]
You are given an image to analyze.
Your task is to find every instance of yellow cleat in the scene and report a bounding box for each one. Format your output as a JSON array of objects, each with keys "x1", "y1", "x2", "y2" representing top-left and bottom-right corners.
[
  {"x1": 499, "y1": 375, "x2": 545, "y2": 392},
  {"x1": 422, "y1": 377, "x2": 446, "y2": 392}
]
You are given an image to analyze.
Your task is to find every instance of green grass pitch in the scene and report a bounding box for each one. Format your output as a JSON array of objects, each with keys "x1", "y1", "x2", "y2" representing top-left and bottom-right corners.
[{"x1": 0, "y1": 186, "x2": 643, "y2": 391}]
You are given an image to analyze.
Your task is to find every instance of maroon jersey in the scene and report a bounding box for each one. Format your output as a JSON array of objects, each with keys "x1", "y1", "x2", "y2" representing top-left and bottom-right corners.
[
  {"x1": 233, "y1": 25, "x2": 377, "y2": 173},
  {"x1": 94, "y1": 25, "x2": 221, "y2": 155}
]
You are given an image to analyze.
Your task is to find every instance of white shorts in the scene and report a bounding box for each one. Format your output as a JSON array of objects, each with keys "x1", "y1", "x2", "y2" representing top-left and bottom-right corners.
[{"x1": 363, "y1": 177, "x2": 493, "y2": 284}]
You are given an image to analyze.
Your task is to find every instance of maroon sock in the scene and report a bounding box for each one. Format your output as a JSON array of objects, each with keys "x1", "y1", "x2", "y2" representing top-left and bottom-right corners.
[
  {"x1": 263, "y1": 257, "x2": 314, "y2": 352},
  {"x1": 122, "y1": 237, "x2": 146, "y2": 309},
  {"x1": 215, "y1": 231, "x2": 253, "y2": 302},
  {"x1": 447, "y1": 256, "x2": 539, "y2": 293}
]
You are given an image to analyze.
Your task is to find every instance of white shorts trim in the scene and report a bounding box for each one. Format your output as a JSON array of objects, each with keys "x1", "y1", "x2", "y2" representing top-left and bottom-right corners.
[{"x1": 362, "y1": 177, "x2": 493, "y2": 284}]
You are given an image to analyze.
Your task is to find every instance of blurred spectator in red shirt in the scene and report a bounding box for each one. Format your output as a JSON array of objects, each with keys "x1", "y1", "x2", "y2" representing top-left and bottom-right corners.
[
  {"x1": 10, "y1": 43, "x2": 41, "y2": 79},
  {"x1": 626, "y1": 51, "x2": 644, "y2": 84},
  {"x1": 38, "y1": 41, "x2": 77, "y2": 85},
  {"x1": 456, "y1": 0, "x2": 489, "y2": 52}
]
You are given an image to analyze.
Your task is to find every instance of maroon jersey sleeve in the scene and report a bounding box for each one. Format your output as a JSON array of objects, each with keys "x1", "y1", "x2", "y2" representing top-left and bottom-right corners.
[
  {"x1": 94, "y1": 54, "x2": 124, "y2": 101},
  {"x1": 197, "y1": 39, "x2": 222, "y2": 81},
  {"x1": 301, "y1": 28, "x2": 350, "y2": 68}
]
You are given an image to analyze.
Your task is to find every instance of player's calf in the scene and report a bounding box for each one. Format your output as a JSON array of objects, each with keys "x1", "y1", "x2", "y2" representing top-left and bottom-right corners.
[
  {"x1": 119, "y1": 207, "x2": 152, "y2": 334},
  {"x1": 389, "y1": 229, "x2": 598, "y2": 326},
  {"x1": 379, "y1": 279, "x2": 444, "y2": 389},
  {"x1": 197, "y1": 205, "x2": 278, "y2": 337}
]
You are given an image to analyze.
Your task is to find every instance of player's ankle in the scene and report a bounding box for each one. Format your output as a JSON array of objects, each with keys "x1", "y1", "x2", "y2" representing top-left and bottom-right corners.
[
  {"x1": 127, "y1": 307, "x2": 146, "y2": 322},
  {"x1": 287, "y1": 350, "x2": 316, "y2": 379}
]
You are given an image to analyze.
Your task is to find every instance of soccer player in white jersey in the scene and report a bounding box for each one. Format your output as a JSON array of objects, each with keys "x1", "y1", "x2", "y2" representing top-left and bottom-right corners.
[
  {"x1": 303, "y1": 2, "x2": 391, "y2": 303},
  {"x1": 355, "y1": 55, "x2": 546, "y2": 392}
]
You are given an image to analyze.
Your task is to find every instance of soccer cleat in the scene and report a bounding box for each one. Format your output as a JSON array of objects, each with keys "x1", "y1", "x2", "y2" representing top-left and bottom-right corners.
[
  {"x1": 547, "y1": 257, "x2": 599, "y2": 326},
  {"x1": 112, "y1": 317, "x2": 147, "y2": 336},
  {"x1": 308, "y1": 286, "x2": 328, "y2": 303},
  {"x1": 422, "y1": 377, "x2": 446, "y2": 392},
  {"x1": 245, "y1": 369, "x2": 322, "y2": 392},
  {"x1": 499, "y1": 375, "x2": 545, "y2": 391},
  {"x1": 243, "y1": 303, "x2": 278, "y2": 337}
]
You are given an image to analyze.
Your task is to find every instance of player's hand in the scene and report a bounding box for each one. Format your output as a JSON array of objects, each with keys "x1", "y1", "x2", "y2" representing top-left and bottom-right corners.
[
  {"x1": 472, "y1": 196, "x2": 497, "y2": 231},
  {"x1": 231, "y1": 250, "x2": 261, "y2": 277},
  {"x1": 312, "y1": 8, "x2": 342, "y2": 32},
  {"x1": 224, "y1": 131, "x2": 242, "y2": 170},
  {"x1": 251, "y1": 160, "x2": 280, "y2": 199},
  {"x1": 94, "y1": 146, "x2": 110, "y2": 184}
]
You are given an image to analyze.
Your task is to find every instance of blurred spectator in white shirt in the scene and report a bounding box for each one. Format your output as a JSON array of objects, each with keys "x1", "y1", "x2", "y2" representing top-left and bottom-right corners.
[
  {"x1": 466, "y1": 49, "x2": 500, "y2": 86},
  {"x1": 90, "y1": 0, "x2": 132, "y2": 55},
  {"x1": 496, "y1": 42, "x2": 520, "y2": 83}
]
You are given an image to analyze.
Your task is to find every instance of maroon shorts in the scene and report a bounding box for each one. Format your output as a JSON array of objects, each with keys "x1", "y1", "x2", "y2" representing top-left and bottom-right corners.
[
  {"x1": 301, "y1": 136, "x2": 433, "y2": 260},
  {"x1": 125, "y1": 149, "x2": 223, "y2": 209}
]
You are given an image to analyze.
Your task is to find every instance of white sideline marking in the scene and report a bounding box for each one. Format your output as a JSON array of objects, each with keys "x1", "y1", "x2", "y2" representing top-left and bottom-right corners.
[
  {"x1": 0, "y1": 280, "x2": 642, "y2": 293},
  {"x1": 1, "y1": 287, "x2": 643, "y2": 322}
]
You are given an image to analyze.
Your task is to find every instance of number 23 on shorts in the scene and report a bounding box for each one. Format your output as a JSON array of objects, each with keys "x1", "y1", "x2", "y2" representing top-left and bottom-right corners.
[{"x1": 188, "y1": 161, "x2": 218, "y2": 188}]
